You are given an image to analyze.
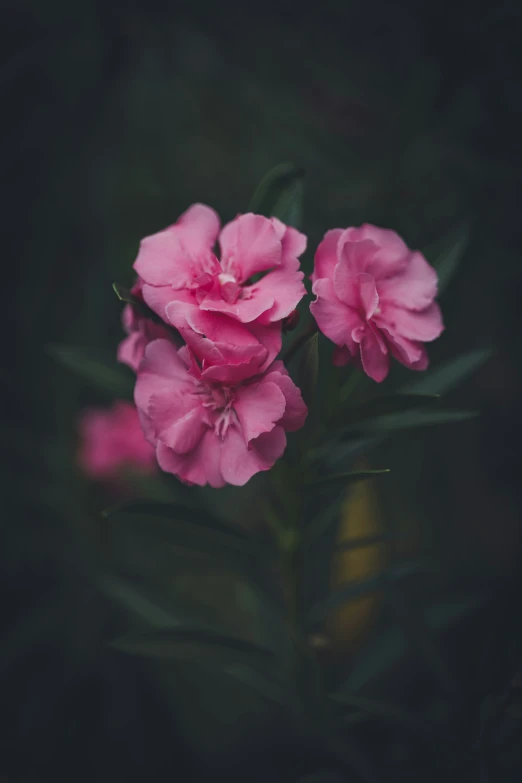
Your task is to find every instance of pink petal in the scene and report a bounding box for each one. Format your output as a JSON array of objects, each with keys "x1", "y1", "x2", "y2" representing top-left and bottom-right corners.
[
  {"x1": 199, "y1": 286, "x2": 275, "y2": 323},
  {"x1": 117, "y1": 332, "x2": 144, "y2": 372},
  {"x1": 134, "y1": 340, "x2": 192, "y2": 414},
  {"x1": 262, "y1": 365, "x2": 308, "y2": 432},
  {"x1": 311, "y1": 229, "x2": 343, "y2": 284},
  {"x1": 134, "y1": 204, "x2": 220, "y2": 288},
  {"x1": 342, "y1": 224, "x2": 410, "y2": 277},
  {"x1": 233, "y1": 380, "x2": 287, "y2": 444},
  {"x1": 158, "y1": 405, "x2": 207, "y2": 454},
  {"x1": 219, "y1": 425, "x2": 287, "y2": 486},
  {"x1": 338, "y1": 237, "x2": 379, "y2": 276},
  {"x1": 176, "y1": 203, "x2": 221, "y2": 253},
  {"x1": 310, "y1": 278, "x2": 362, "y2": 352},
  {"x1": 271, "y1": 218, "x2": 307, "y2": 262},
  {"x1": 156, "y1": 432, "x2": 225, "y2": 488},
  {"x1": 378, "y1": 251, "x2": 438, "y2": 311},
  {"x1": 384, "y1": 331, "x2": 429, "y2": 370},
  {"x1": 142, "y1": 284, "x2": 195, "y2": 322},
  {"x1": 375, "y1": 302, "x2": 444, "y2": 342},
  {"x1": 358, "y1": 328, "x2": 390, "y2": 383},
  {"x1": 253, "y1": 258, "x2": 306, "y2": 323},
  {"x1": 219, "y1": 213, "x2": 282, "y2": 282},
  {"x1": 248, "y1": 321, "x2": 282, "y2": 370}
]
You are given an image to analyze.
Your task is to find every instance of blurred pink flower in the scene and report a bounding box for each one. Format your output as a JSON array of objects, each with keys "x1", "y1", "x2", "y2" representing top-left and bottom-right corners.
[
  {"x1": 133, "y1": 204, "x2": 306, "y2": 327},
  {"x1": 310, "y1": 225, "x2": 444, "y2": 382},
  {"x1": 135, "y1": 339, "x2": 307, "y2": 488},
  {"x1": 77, "y1": 401, "x2": 156, "y2": 480},
  {"x1": 117, "y1": 279, "x2": 173, "y2": 372}
]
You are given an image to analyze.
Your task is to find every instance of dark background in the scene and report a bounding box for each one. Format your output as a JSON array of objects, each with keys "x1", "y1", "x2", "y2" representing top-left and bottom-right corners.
[{"x1": 2, "y1": 1, "x2": 522, "y2": 781}]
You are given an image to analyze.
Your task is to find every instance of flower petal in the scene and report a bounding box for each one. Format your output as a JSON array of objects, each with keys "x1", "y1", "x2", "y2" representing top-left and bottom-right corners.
[
  {"x1": 233, "y1": 380, "x2": 287, "y2": 443},
  {"x1": 253, "y1": 258, "x2": 306, "y2": 323},
  {"x1": 134, "y1": 204, "x2": 220, "y2": 288},
  {"x1": 219, "y1": 425, "x2": 286, "y2": 486},
  {"x1": 219, "y1": 213, "x2": 282, "y2": 282},
  {"x1": 375, "y1": 302, "x2": 444, "y2": 342},
  {"x1": 341, "y1": 224, "x2": 410, "y2": 277},
  {"x1": 262, "y1": 365, "x2": 308, "y2": 432},
  {"x1": 378, "y1": 251, "x2": 438, "y2": 311},
  {"x1": 199, "y1": 286, "x2": 275, "y2": 323},
  {"x1": 311, "y1": 229, "x2": 343, "y2": 284},
  {"x1": 310, "y1": 278, "x2": 362, "y2": 351},
  {"x1": 358, "y1": 328, "x2": 390, "y2": 383}
]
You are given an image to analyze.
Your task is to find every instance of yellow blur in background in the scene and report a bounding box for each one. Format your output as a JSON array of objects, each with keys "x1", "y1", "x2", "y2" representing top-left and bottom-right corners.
[{"x1": 328, "y1": 478, "x2": 386, "y2": 654}]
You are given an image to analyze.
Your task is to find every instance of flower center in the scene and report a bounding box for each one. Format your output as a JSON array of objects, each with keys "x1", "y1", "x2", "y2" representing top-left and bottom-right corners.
[
  {"x1": 196, "y1": 384, "x2": 237, "y2": 439},
  {"x1": 218, "y1": 272, "x2": 241, "y2": 304}
]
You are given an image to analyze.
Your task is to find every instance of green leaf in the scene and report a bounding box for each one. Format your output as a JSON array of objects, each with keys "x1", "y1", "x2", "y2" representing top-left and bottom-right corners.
[
  {"x1": 341, "y1": 393, "x2": 440, "y2": 425},
  {"x1": 333, "y1": 533, "x2": 394, "y2": 552},
  {"x1": 103, "y1": 500, "x2": 250, "y2": 541},
  {"x1": 308, "y1": 575, "x2": 385, "y2": 626},
  {"x1": 100, "y1": 574, "x2": 187, "y2": 627},
  {"x1": 426, "y1": 221, "x2": 470, "y2": 294},
  {"x1": 343, "y1": 594, "x2": 485, "y2": 691},
  {"x1": 403, "y1": 349, "x2": 491, "y2": 395},
  {"x1": 330, "y1": 692, "x2": 430, "y2": 735},
  {"x1": 108, "y1": 626, "x2": 276, "y2": 664},
  {"x1": 307, "y1": 469, "x2": 390, "y2": 489},
  {"x1": 344, "y1": 409, "x2": 477, "y2": 435},
  {"x1": 298, "y1": 331, "x2": 319, "y2": 408},
  {"x1": 48, "y1": 344, "x2": 133, "y2": 397},
  {"x1": 222, "y1": 663, "x2": 298, "y2": 711},
  {"x1": 248, "y1": 163, "x2": 305, "y2": 228}
]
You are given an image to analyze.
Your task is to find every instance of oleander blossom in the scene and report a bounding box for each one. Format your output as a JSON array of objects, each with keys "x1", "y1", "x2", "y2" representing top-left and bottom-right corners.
[
  {"x1": 310, "y1": 224, "x2": 444, "y2": 382},
  {"x1": 133, "y1": 204, "x2": 307, "y2": 328},
  {"x1": 117, "y1": 279, "x2": 173, "y2": 371},
  {"x1": 78, "y1": 401, "x2": 156, "y2": 480},
  {"x1": 135, "y1": 339, "x2": 307, "y2": 487}
]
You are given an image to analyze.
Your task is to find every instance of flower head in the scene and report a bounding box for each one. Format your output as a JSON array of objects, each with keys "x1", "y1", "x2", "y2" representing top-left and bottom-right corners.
[
  {"x1": 134, "y1": 204, "x2": 307, "y2": 328},
  {"x1": 135, "y1": 339, "x2": 307, "y2": 488},
  {"x1": 117, "y1": 279, "x2": 173, "y2": 371},
  {"x1": 310, "y1": 225, "x2": 444, "y2": 381},
  {"x1": 77, "y1": 401, "x2": 156, "y2": 480}
]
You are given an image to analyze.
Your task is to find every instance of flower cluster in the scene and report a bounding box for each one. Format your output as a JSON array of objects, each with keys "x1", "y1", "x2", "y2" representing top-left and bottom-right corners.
[
  {"x1": 116, "y1": 204, "x2": 443, "y2": 487},
  {"x1": 119, "y1": 205, "x2": 308, "y2": 488}
]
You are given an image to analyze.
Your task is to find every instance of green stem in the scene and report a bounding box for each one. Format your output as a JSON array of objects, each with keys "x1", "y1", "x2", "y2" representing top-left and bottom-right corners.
[{"x1": 283, "y1": 319, "x2": 318, "y2": 364}]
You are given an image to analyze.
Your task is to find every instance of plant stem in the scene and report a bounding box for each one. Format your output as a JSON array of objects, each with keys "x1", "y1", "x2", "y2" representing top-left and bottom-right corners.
[{"x1": 283, "y1": 320, "x2": 318, "y2": 364}]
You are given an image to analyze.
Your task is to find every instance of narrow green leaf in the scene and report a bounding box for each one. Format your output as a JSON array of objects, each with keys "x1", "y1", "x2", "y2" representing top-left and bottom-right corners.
[
  {"x1": 48, "y1": 344, "x2": 133, "y2": 397},
  {"x1": 308, "y1": 575, "x2": 385, "y2": 626},
  {"x1": 100, "y1": 574, "x2": 186, "y2": 627},
  {"x1": 112, "y1": 282, "x2": 141, "y2": 306},
  {"x1": 342, "y1": 393, "x2": 440, "y2": 424},
  {"x1": 344, "y1": 409, "x2": 477, "y2": 435},
  {"x1": 298, "y1": 331, "x2": 319, "y2": 408},
  {"x1": 307, "y1": 469, "x2": 390, "y2": 489},
  {"x1": 343, "y1": 594, "x2": 485, "y2": 691},
  {"x1": 403, "y1": 349, "x2": 491, "y2": 395},
  {"x1": 248, "y1": 163, "x2": 305, "y2": 228},
  {"x1": 109, "y1": 627, "x2": 276, "y2": 663},
  {"x1": 330, "y1": 692, "x2": 430, "y2": 734},
  {"x1": 103, "y1": 500, "x2": 250, "y2": 540},
  {"x1": 426, "y1": 222, "x2": 470, "y2": 294}
]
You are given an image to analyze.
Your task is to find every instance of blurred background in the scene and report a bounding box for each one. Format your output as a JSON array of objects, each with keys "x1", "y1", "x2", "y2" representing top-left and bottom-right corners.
[{"x1": 2, "y1": 1, "x2": 522, "y2": 781}]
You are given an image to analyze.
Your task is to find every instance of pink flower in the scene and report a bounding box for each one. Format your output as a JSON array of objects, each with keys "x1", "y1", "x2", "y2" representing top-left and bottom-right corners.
[
  {"x1": 133, "y1": 204, "x2": 307, "y2": 327},
  {"x1": 310, "y1": 225, "x2": 444, "y2": 382},
  {"x1": 135, "y1": 339, "x2": 307, "y2": 488},
  {"x1": 77, "y1": 401, "x2": 156, "y2": 480},
  {"x1": 117, "y1": 280, "x2": 173, "y2": 372}
]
